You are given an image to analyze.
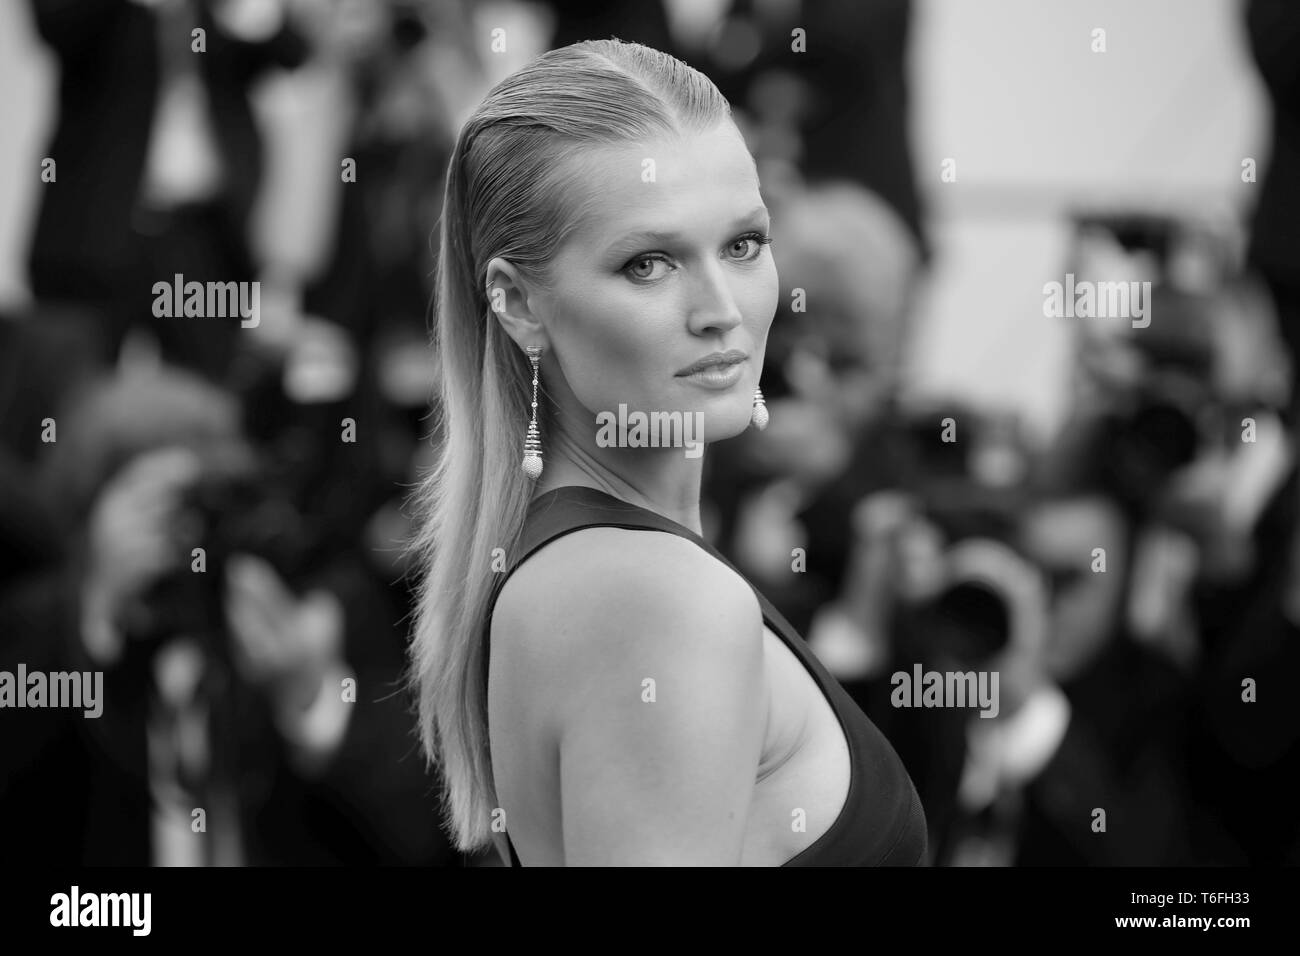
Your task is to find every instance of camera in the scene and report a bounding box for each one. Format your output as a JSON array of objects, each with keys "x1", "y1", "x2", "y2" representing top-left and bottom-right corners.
[
  {"x1": 909, "y1": 577, "x2": 1012, "y2": 669},
  {"x1": 129, "y1": 441, "x2": 325, "y2": 662}
]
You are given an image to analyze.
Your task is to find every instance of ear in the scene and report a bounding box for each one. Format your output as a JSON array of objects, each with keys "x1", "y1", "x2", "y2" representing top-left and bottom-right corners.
[{"x1": 485, "y1": 256, "x2": 549, "y2": 353}]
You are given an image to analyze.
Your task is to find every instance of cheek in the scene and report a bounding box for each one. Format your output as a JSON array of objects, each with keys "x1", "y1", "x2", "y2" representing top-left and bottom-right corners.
[
  {"x1": 749, "y1": 256, "x2": 779, "y2": 309},
  {"x1": 742, "y1": 260, "x2": 781, "y2": 347},
  {"x1": 551, "y1": 286, "x2": 669, "y2": 404}
]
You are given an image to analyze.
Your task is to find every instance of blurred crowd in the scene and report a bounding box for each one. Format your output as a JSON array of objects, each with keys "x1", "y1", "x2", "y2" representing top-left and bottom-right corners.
[{"x1": 1, "y1": 0, "x2": 1298, "y2": 866}]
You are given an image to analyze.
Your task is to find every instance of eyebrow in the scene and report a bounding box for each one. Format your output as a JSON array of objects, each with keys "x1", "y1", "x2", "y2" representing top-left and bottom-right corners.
[{"x1": 609, "y1": 206, "x2": 771, "y2": 248}]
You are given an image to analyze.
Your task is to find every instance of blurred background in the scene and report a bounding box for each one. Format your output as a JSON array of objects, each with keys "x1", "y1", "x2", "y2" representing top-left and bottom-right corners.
[{"x1": 1, "y1": 0, "x2": 1297, "y2": 866}]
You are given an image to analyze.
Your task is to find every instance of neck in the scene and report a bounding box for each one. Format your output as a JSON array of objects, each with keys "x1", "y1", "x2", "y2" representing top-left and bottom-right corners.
[{"x1": 532, "y1": 420, "x2": 705, "y2": 536}]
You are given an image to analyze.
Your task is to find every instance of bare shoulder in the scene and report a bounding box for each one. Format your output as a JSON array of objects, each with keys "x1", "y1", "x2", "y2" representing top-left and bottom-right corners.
[
  {"x1": 495, "y1": 527, "x2": 769, "y2": 863},
  {"x1": 493, "y1": 526, "x2": 765, "y2": 713}
]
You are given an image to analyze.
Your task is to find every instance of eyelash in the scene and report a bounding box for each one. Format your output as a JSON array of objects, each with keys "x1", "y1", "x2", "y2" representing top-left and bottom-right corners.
[{"x1": 622, "y1": 232, "x2": 773, "y2": 280}]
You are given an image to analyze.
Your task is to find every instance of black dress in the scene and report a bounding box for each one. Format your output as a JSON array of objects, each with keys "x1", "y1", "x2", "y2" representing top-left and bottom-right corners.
[{"x1": 485, "y1": 485, "x2": 928, "y2": 866}]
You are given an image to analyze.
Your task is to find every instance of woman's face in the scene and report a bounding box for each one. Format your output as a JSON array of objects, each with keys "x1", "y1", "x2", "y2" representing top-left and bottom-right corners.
[{"x1": 531, "y1": 122, "x2": 779, "y2": 444}]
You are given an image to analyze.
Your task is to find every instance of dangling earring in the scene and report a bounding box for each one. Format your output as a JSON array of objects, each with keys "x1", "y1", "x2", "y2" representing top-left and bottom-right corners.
[
  {"x1": 750, "y1": 385, "x2": 769, "y2": 430},
  {"x1": 522, "y1": 346, "x2": 544, "y2": 479}
]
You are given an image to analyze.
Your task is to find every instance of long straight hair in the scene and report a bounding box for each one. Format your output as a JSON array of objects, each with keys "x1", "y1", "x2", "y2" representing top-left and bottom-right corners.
[{"x1": 406, "y1": 39, "x2": 733, "y2": 853}]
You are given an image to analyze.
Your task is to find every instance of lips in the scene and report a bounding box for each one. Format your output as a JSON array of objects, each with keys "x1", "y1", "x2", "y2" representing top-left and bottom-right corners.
[{"x1": 676, "y1": 349, "x2": 748, "y2": 377}]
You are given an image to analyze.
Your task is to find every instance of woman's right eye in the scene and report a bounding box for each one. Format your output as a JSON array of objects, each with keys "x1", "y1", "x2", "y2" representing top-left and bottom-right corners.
[{"x1": 623, "y1": 254, "x2": 671, "y2": 282}]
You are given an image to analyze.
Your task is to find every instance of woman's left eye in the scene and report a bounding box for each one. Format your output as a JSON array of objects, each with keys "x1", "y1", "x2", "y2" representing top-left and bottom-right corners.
[{"x1": 727, "y1": 232, "x2": 774, "y2": 259}]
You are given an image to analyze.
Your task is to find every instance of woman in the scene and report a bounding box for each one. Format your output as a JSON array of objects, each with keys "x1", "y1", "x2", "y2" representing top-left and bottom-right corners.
[{"x1": 408, "y1": 39, "x2": 927, "y2": 866}]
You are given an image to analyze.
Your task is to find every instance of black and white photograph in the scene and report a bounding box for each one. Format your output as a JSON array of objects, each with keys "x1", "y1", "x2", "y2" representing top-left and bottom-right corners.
[{"x1": 0, "y1": 0, "x2": 1293, "y2": 936}]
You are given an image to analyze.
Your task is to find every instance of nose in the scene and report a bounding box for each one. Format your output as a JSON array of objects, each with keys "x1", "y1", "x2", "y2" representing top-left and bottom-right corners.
[{"x1": 686, "y1": 259, "x2": 744, "y2": 336}]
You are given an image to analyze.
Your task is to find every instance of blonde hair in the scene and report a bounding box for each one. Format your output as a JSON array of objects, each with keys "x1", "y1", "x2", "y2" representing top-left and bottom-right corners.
[{"x1": 406, "y1": 39, "x2": 733, "y2": 853}]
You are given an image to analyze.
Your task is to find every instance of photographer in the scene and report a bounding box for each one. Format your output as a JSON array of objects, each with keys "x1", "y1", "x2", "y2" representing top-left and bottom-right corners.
[
  {"x1": 815, "y1": 464, "x2": 1073, "y2": 865},
  {"x1": 1, "y1": 361, "x2": 454, "y2": 865},
  {"x1": 1009, "y1": 217, "x2": 1294, "y2": 863}
]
